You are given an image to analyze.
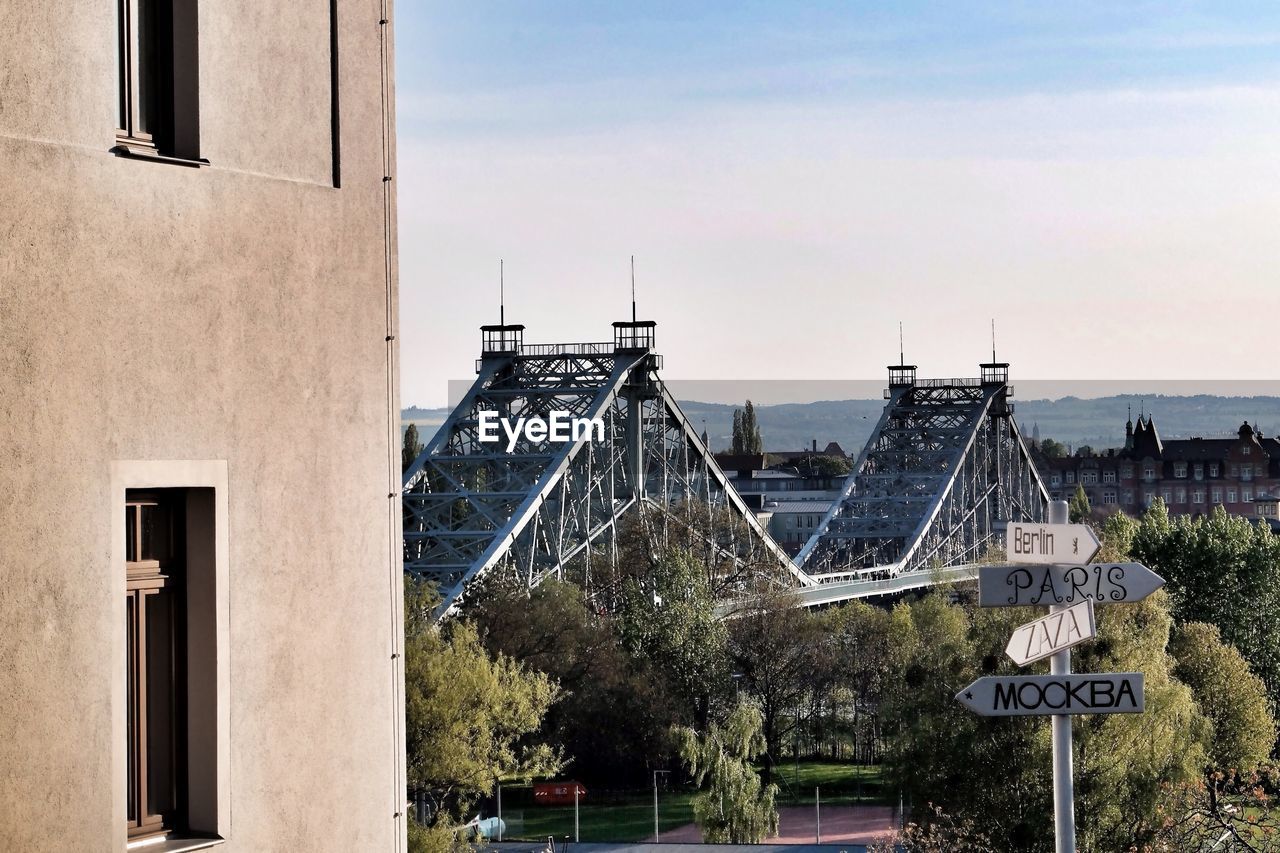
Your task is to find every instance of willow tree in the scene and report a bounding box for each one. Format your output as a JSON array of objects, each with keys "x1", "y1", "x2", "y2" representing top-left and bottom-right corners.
[{"x1": 673, "y1": 701, "x2": 779, "y2": 844}]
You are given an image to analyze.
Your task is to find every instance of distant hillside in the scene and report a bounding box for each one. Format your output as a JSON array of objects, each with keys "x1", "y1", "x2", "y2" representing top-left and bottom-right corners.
[
  {"x1": 1013, "y1": 394, "x2": 1280, "y2": 452},
  {"x1": 402, "y1": 395, "x2": 1280, "y2": 457}
]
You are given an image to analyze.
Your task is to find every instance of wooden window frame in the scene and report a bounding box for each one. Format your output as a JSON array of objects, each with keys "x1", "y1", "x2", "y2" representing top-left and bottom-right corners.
[{"x1": 112, "y1": 461, "x2": 230, "y2": 853}]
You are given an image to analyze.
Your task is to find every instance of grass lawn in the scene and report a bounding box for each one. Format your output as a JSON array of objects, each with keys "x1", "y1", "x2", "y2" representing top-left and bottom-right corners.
[
  {"x1": 499, "y1": 761, "x2": 885, "y2": 842},
  {"x1": 504, "y1": 792, "x2": 697, "y2": 842},
  {"x1": 766, "y1": 759, "x2": 886, "y2": 806}
]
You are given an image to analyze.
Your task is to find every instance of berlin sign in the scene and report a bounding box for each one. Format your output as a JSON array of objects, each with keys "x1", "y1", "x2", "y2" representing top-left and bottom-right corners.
[
  {"x1": 955, "y1": 673, "x2": 1145, "y2": 717},
  {"x1": 978, "y1": 562, "x2": 1166, "y2": 608},
  {"x1": 1004, "y1": 521, "x2": 1102, "y2": 565},
  {"x1": 1005, "y1": 599, "x2": 1096, "y2": 667}
]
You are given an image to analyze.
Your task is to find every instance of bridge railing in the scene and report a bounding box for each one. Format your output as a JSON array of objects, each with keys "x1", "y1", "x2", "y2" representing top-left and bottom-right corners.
[
  {"x1": 912, "y1": 377, "x2": 984, "y2": 388},
  {"x1": 518, "y1": 341, "x2": 615, "y2": 356}
]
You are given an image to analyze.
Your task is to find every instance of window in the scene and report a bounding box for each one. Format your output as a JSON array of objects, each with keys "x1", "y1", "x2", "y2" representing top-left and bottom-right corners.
[
  {"x1": 1244, "y1": 487, "x2": 1253, "y2": 502},
  {"x1": 1066, "y1": 471, "x2": 1075, "y2": 484},
  {"x1": 125, "y1": 492, "x2": 184, "y2": 842},
  {"x1": 1193, "y1": 490, "x2": 1205, "y2": 504},
  {"x1": 1244, "y1": 446, "x2": 1252, "y2": 456},
  {"x1": 1122, "y1": 465, "x2": 1134, "y2": 479},
  {"x1": 116, "y1": 0, "x2": 202, "y2": 161},
  {"x1": 1143, "y1": 465, "x2": 1156, "y2": 481},
  {"x1": 1228, "y1": 488, "x2": 1238, "y2": 503},
  {"x1": 1209, "y1": 464, "x2": 1219, "y2": 477},
  {"x1": 1162, "y1": 489, "x2": 1172, "y2": 505},
  {"x1": 1082, "y1": 471, "x2": 1098, "y2": 485},
  {"x1": 1257, "y1": 465, "x2": 1266, "y2": 478},
  {"x1": 117, "y1": 478, "x2": 228, "y2": 849},
  {"x1": 1175, "y1": 488, "x2": 1186, "y2": 504},
  {"x1": 1174, "y1": 463, "x2": 1187, "y2": 479},
  {"x1": 1103, "y1": 490, "x2": 1117, "y2": 505},
  {"x1": 1124, "y1": 490, "x2": 1134, "y2": 505},
  {"x1": 1194, "y1": 464, "x2": 1204, "y2": 481},
  {"x1": 113, "y1": 462, "x2": 227, "y2": 848},
  {"x1": 1243, "y1": 467, "x2": 1254, "y2": 482},
  {"x1": 1211, "y1": 487, "x2": 1222, "y2": 504},
  {"x1": 1050, "y1": 473, "x2": 1061, "y2": 487},
  {"x1": 1103, "y1": 470, "x2": 1116, "y2": 484}
]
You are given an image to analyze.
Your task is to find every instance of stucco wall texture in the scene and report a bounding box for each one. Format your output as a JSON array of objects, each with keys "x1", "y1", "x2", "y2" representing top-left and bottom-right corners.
[{"x1": 0, "y1": 1, "x2": 406, "y2": 851}]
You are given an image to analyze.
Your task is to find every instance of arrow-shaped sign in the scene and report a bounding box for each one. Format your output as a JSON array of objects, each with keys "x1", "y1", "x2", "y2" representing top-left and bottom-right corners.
[
  {"x1": 1004, "y1": 521, "x2": 1101, "y2": 565},
  {"x1": 1005, "y1": 599, "x2": 1096, "y2": 667},
  {"x1": 955, "y1": 673, "x2": 1144, "y2": 717},
  {"x1": 978, "y1": 562, "x2": 1165, "y2": 608}
]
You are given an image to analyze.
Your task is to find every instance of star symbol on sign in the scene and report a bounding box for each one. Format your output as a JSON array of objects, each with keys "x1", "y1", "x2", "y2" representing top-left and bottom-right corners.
[{"x1": 965, "y1": 691, "x2": 974, "y2": 700}]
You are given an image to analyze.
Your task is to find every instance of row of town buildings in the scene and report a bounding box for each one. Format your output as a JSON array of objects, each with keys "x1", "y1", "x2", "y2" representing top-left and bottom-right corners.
[{"x1": 1034, "y1": 415, "x2": 1280, "y2": 524}]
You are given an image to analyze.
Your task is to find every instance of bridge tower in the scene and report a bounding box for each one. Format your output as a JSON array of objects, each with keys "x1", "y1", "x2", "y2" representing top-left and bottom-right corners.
[
  {"x1": 402, "y1": 318, "x2": 802, "y2": 616},
  {"x1": 797, "y1": 358, "x2": 1048, "y2": 580}
]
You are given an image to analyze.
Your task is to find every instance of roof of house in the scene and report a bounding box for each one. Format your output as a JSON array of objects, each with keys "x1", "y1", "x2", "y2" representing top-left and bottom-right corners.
[{"x1": 764, "y1": 500, "x2": 834, "y2": 514}]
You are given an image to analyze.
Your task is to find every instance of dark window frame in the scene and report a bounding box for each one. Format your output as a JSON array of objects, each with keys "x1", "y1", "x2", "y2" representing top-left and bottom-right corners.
[
  {"x1": 116, "y1": 0, "x2": 204, "y2": 164},
  {"x1": 125, "y1": 491, "x2": 189, "y2": 843}
]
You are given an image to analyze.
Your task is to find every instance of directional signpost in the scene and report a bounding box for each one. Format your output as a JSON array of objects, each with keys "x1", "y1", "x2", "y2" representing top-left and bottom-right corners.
[
  {"x1": 1004, "y1": 599, "x2": 1096, "y2": 667},
  {"x1": 956, "y1": 502, "x2": 1167, "y2": 853},
  {"x1": 978, "y1": 562, "x2": 1166, "y2": 608},
  {"x1": 956, "y1": 672, "x2": 1143, "y2": 717},
  {"x1": 1006, "y1": 521, "x2": 1102, "y2": 565}
]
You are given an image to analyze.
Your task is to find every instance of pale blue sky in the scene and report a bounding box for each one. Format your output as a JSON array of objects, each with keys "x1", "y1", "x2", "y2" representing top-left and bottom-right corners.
[{"x1": 397, "y1": 3, "x2": 1280, "y2": 407}]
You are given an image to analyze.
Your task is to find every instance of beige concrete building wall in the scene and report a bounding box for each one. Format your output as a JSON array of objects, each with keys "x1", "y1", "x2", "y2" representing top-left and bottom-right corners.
[{"x1": 0, "y1": 1, "x2": 406, "y2": 851}]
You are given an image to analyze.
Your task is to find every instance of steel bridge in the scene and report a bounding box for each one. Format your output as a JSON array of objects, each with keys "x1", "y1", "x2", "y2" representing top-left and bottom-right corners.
[{"x1": 402, "y1": 322, "x2": 1049, "y2": 616}]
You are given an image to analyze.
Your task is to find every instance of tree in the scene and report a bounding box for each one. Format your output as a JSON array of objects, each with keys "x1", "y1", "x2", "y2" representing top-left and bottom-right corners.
[
  {"x1": 821, "y1": 601, "x2": 893, "y2": 762},
  {"x1": 617, "y1": 547, "x2": 729, "y2": 727},
  {"x1": 1069, "y1": 483, "x2": 1091, "y2": 522},
  {"x1": 1131, "y1": 502, "x2": 1280, "y2": 712},
  {"x1": 1097, "y1": 510, "x2": 1139, "y2": 563},
  {"x1": 792, "y1": 453, "x2": 852, "y2": 479},
  {"x1": 1068, "y1": 590, "x2": 1210, "y2": 851},
  {"x1": 404, "y1": 579, "x2": 562, "y2": 843},
  {"x1": 463, "y1": 577, "x2": 680, "y2": 785},
  {"x1": 742, "y1": 400, "x2": 763, "y2": 454},
  {"x1": 726, "y1": 588, "x2": 823, "y2": 783},
  {"x1": 1039, "y1": 438, "x2": 1067, "y2": 458},
  {"x1": 878, "y1": 594, "x2": 1054, "y2": 850},
  {"x1": 1169, "y1": 622, "x2": 1276, "y2": 772},
  {"x1": 403, "y1": 422, "x2": 425, "y2": 471},
  {"x1": 1148, "y1": 767, "x2": 1280, "y2": 851},
  {"x1": 673, "y1": 701, "x2": 779, "y2": 843},
  {"x1": 732, "y1": 401, "x2": 763, "y2": 455}
]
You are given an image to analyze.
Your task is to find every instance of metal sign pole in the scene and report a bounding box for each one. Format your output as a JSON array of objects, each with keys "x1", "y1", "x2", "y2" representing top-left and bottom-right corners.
[
  {"x1": 815, "y1": 786, "x2": 821, "y2": 843},
  {"x1": 1046, "y1": 500, "x2": 1076, "y2": 853}
]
